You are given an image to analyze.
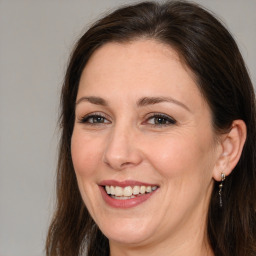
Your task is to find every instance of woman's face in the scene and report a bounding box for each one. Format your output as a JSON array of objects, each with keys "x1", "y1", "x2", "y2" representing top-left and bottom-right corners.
[{"x1": 71, "y1": 40, "x2": 221, "y2": 248}]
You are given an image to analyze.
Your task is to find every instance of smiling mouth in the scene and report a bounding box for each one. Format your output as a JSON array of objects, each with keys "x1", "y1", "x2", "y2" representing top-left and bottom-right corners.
[{"x1": 104, "y1": 185, "x2": 158, "y2": 200}]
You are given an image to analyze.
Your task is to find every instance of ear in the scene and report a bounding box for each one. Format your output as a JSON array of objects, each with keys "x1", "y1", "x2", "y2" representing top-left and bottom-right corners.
[{"x1": 212, "y1": 120, "x2": 247, "y2": 181}]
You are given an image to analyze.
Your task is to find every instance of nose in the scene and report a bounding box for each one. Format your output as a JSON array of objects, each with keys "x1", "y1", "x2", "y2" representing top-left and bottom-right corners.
[{"x1": 103, "y1": 124, "x2": 143, "y2": 171}]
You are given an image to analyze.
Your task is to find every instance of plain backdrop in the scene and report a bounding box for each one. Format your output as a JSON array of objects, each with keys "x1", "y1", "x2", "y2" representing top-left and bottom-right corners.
[{"x1": 0, "y1": 0, "x2": 255, "y2": 255}]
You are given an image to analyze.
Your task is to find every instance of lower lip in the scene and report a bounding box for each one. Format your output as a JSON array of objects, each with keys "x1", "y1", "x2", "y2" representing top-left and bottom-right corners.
[{"x1": 99, "y1": 186, "x2": 157, "y2": 209}]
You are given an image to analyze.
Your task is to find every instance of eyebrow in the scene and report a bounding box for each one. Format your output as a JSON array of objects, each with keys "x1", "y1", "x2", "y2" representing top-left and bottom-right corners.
[
  {"x1": 76, "y1": 96, "x2": 190, "y2": 112},
  {"x1": 76, "y1": 96, "x2": 108, "y2": 106},
  {"x1": 137, "y1": 96, "x2": 190, "y2": 112}
]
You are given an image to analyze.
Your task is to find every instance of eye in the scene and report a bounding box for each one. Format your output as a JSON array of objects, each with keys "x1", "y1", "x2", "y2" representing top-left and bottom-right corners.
[
  {"x1": 146, "y1": 113, "x2": 176, "y2": 126},
  {"x1": 78, "y1": 113, "x2": 110, "y2": 125}
]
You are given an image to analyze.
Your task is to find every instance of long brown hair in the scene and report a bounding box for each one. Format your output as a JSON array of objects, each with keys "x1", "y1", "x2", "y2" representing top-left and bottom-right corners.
[{"x1": 46, "y1": 1, "x2": 256, "y2": 255}]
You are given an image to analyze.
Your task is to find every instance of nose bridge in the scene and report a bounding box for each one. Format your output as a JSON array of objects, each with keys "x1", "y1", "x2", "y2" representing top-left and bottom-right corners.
[{"x1": 103, "y1": 120, "x2": 142, "y2": 170}]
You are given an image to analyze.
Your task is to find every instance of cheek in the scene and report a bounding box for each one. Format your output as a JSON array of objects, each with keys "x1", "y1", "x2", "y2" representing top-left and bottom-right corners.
[
  {"x1": 71, "y1": 129, "x2": 103, "y2": 178},
  {"x1": 141, "y1": 132, "x2": 215, "y2": 180},
  {"x1": 71, "y1": 129, "x2": 105, "y2": 214}
]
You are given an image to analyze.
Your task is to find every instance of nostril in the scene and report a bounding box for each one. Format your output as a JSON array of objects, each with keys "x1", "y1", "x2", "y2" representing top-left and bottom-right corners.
[
  {"x1": 102, "y1": 135, "x2": 143, "y2": 170},
  {"x1": 120, "y1": 162, "x2": 132, "y2": 167},
  {"x1": 103, "y1": 160, "x2": 134, "y2": 171}
]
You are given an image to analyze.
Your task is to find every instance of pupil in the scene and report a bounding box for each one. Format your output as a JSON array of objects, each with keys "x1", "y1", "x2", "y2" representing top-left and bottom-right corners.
[
  {"x1": 94, "y1": 117, "x2": 104, "y2": 123},
  {"x1": 156, "y1": 117, "x2": 166, "y2": 124}
]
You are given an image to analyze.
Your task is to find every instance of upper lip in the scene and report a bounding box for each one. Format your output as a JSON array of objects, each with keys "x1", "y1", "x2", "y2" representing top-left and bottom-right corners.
[{"x1": 99, "y1": 180, "x2": 159, "y2": 187}]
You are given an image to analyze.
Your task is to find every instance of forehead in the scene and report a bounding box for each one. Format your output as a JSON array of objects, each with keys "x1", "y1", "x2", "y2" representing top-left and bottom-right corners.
[
  {"x1": 78, "y1": 39, "x2": 205, "y2": 111},
  {"x1": 82, "y1": 39, "x2": 188, "y2": 81}
]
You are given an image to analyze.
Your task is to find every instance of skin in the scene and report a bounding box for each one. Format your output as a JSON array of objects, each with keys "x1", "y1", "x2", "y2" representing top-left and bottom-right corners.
[{"x1": 71, "y1": 39, "x2": 244, "y2": 256}]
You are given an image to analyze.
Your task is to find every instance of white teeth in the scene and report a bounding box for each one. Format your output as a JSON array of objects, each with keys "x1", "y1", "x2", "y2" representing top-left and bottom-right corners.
[
  {"x1": 115, "y1": 186, "x2": 123, "y2": 196},
  {"x1": 110, "y1": 186, "x2": 115, "y2": 195},
  {"x1": 146, "y1": 186, "x2": 152, "y2": 193},
  {"x1": 112, "y1": 195, "x2": 136, "y2": 200},
  {"x1": 104, "y1": 185, "x2": 158, "y2": 197},
  {"x1": 123, "y1": 186, "x2": 133, "y2": 197},
  {"x1": 152, "y1": 186, "x2": 157, "y2": 191},
  {"x1": 133, "y1": 186, "x2": 140, "y2": 195},
  {"x1": 106, "y1": 186, "x2": 111, "y2": 194},
  {"x1": 140, "y1": 186, "x2": 146, "y2": 194}
]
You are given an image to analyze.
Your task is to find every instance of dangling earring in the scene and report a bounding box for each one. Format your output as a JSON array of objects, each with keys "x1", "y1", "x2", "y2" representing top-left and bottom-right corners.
[{"x1": 219, "y1": 173, "x2": 225, "y2": 208}]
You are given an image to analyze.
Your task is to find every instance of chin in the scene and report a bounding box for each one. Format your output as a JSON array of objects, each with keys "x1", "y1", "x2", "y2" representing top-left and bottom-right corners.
[
  {"x1": 105, "y1": 230, "x2": 150, "y2": 245},
  {"x1": 99, "y1": 217, "x2": 155, "y2": 245}
]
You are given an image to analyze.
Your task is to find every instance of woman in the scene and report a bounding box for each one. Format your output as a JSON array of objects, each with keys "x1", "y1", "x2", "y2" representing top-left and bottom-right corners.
[{"x1": 46, "y1": 1, "x2": 256, "y2": 255}]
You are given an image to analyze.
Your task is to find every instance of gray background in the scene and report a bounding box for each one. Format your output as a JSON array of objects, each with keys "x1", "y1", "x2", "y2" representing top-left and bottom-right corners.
[{"x1": 0, "y1": 0, "x2": 255, "y2": 256}]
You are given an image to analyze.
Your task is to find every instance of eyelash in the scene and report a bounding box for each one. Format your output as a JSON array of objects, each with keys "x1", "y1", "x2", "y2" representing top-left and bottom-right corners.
[
  {"x1": 78, "y1": 112, "x2": 109, "y2": 125},
  {"x1": 78, "y1": 112, "x2": 176, "y2": 127},
  {"x1": 145, "y1": 113, "x2": 177, "y2": 127}
]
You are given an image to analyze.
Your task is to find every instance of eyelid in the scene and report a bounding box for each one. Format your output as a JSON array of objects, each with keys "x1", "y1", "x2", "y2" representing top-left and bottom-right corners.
[
  {"x1": 144, "y1": 112, "x2": 177, "y2": 125},
  {"x1": 78, "y1": 112, "x2": 111, "y2": 124},
  {"x1": 77, "y1": 111, "x2": 176, "y2": 126}
]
